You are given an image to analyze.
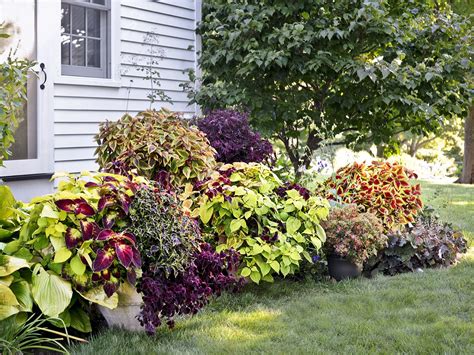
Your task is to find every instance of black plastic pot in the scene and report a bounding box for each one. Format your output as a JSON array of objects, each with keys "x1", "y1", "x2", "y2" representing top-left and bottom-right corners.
[{"x1": 327, "y1": 254, "x2": 362, "y2": 281}]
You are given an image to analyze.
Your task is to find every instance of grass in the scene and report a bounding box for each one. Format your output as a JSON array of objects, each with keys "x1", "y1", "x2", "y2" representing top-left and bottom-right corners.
[{"x1": 73, "y1": 181, "x2": 474, "y2": 355}]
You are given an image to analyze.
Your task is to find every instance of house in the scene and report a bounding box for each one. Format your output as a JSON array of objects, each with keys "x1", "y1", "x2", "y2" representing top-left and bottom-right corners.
[{"x1": 0, "y1": 0, "x2": 201, "y2": 201}]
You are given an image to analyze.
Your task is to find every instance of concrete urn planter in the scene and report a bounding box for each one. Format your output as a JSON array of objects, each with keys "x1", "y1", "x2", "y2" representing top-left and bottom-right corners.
[{"x1": 98, "y1": 282, "x2": 143, "y2": 331}]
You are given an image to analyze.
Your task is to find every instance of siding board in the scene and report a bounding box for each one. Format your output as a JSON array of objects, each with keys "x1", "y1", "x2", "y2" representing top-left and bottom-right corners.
[{"x1": 54, "y1": 0, "x2": 198, "y2": 173}]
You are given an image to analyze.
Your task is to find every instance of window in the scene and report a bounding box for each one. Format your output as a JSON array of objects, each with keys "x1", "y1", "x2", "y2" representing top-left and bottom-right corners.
[{"x1": 61, "y1": 0, "x2": 110, "y2": 78}]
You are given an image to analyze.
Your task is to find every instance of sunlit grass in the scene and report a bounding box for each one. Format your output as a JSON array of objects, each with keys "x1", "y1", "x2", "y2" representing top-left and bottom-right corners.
[{"x1": 73, "y1": 182, "x2": 474, "y2": 354}]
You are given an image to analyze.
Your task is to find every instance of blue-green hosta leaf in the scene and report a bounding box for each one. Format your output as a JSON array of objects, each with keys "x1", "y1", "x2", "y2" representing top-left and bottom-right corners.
[{"x1": 31, "y1": 265, "x2": 73, "y2": 317}]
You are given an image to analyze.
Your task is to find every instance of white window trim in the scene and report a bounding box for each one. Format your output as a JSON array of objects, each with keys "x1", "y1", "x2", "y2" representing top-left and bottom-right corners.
[
  {"x1": 54, "y1": 0, "x2": 121, "y2": 86},
  {"x1": 2, "y1": 1, "x2": 55, "y2": 178}
]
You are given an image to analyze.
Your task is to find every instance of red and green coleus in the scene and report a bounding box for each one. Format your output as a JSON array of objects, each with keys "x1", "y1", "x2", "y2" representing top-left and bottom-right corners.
[
  {"x1": 321, "y1": 161, "x2": 423, "y2": 231},
  {"x1": 20, "y1": 172, "x2": 147, "y2": 300}
]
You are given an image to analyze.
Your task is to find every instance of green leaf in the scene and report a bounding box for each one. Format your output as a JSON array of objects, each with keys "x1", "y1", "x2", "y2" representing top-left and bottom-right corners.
[
  {"x1": 270, "y1": 260, "x2": 280, "y2": 273},
  {"x1": 230, "y1": 219, "x2": 241, "y2": 233},
  {"x1": 249, "y1": 270, "x2": 261, "y2": 284},
  {"x1": 3, "y1": 240, "x2": 21, "y2": 255},
  {"x1": 240, "y1": 267, "x2": 251, "y2": 277},
  {"x1": 70, "y1": 255, "x2": 86, "y2": 276},
  {"x1": 0, "y1": 284, "x2": 20, "y2": 320},
  {"x1": 286, "y1": 217, "x2": 302, "y2": 234},
  {"x1": 54, "y1": 248, "x2": 72, "y2": 263},
  {"x1": 256, "y1": 259, "x2": 271, "y2": 276},
  {"x1": 40, "y1": 204, "x2": 60, "y2": 219},
  {"x1": 199, "y1": 204, "x2": 214, "y2": 224},
  {"x1": 31, "y1": 265, "x2": 73, "y2": 317},
  {"x1": 0, "y1": 255, "x2": 29, "y2": 277},
  {"x1": 10, "y1": 280, "x2": 33, "y2": 312},
  {"x1": 70, "y1": 306, "x2": 92, "y2": 333},
  {"x1": 77, "y1": 286, "x2": 118, "y2": 309},
  {"x1": 0, "y1": 186, "x2": 16, "y2": 220}
]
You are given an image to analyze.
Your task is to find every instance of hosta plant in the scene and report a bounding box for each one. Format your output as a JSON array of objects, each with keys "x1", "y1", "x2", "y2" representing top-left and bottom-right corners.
[
  {"x1": 365, "y1": 207, "x2": 468, "y2": 276},
  {"x1": 321, "y1": 161, "x2": 423, "y2": 231},
  {"x1": 197, "y1": 109, "x2": 273, "y2": 164},
  {"x1": 95, "y1": 109, "x2": 217, "y2": 188},
  {"x1": 1, "y1": 172, "x2": 148, "y2": 330},
  {"x1": 183, "y1": 162, "x2": 330, "y2": 283},
  {"x1": 321, "y1": 204, "x2": 387, "y2": 265}
]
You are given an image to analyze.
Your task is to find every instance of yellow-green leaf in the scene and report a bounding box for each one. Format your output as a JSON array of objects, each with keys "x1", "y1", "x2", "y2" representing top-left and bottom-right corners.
[{"x1": 54, "y1": 248, "x2": 72, "y2": 263}]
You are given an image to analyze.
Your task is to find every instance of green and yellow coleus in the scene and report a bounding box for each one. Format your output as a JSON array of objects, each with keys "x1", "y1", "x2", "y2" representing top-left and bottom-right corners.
[{"x1": 183, "y1": 162, "x2": 330, "y2": 284}]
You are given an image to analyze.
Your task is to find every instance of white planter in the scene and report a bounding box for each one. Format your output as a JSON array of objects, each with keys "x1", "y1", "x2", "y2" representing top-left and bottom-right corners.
[{"x1": 98, "y1": 282, "x2": 143, "y2": 331}]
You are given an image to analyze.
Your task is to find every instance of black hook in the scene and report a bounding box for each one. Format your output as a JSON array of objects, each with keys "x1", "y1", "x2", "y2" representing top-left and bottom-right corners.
[{"x1": 39, "y1": 63, "x2": 47, "y2": 90}]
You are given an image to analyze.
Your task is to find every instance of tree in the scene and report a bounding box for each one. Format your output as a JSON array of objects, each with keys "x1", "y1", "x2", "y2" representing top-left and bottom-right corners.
[
  {"x1": 451, "y1": 0, "x2": 474, "y2": 183},
  {"x1": 460, "y1": 107, "x2": 474, "y2": 183},
  {"x1": 193, "y1": 1, "x2": 472, "y2": 178}
]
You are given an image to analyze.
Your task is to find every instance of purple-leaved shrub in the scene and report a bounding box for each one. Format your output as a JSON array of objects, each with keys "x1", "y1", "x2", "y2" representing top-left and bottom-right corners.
[{"x1": 197, "y1": 109, "x2": 273, "y2": 164}]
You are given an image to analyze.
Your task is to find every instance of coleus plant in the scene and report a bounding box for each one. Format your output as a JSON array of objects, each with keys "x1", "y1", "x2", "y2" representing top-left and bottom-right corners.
[
  {"x1": 1, "y1": 172, "x2": 148, "y2": 329},
  {"x1": 95, "y1": 109, "x2": 217, "y2": 188},
  {"x1": 320, "y1": 161, "x2": 423, "y2": 231},
  {"x1": 197, "y1": 109, "x2": 274, "y2": 164},
  {"x1": 183, "y1": 162, "x2": 330, "y2": 283}
]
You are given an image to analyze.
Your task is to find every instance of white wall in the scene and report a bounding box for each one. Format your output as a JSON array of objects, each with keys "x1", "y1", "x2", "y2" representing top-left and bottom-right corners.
[{"x1": 54, "y1": 0, "x2": 198, "y2": 174}]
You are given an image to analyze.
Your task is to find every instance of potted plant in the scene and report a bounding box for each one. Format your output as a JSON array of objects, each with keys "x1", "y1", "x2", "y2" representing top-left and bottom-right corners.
[{"x1": 321, "y1": 204, "x2": 386, "y2": 281}]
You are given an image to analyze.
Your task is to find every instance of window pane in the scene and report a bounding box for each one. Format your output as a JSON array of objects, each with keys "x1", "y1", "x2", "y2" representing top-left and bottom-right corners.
[
  {"x1": 61, "y1": 4, "x2": 70, "y2": 34},
  {"x1": 71, "y1": 5, "x2": 85, "y2": 36},
  {"x1": 87, "y1": 39, "x2": 100, "y2": 67},
  {"x1": 61, "y1": 35, "x2": 71, "y2": 65},
  {"x1": 92, "y1": 0, "x2": 106, "y2": 5},
  {"x1": 71, "y1": 36, "x2": 85, "y2": 66},
  {"x1": 87, "y1": 8, "x2": 100, "y2": 38}
]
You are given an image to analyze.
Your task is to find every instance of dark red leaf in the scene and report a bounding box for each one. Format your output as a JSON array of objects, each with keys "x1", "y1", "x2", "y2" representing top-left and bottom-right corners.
[
  {"x1": 119, "y1": 194, "x2": 132, "y2": 214},
  {"x1": 85, "y1": 182, "x2": 100, "y2": 188},
  {"x1": 80, "y1": 220, "x2": 99, "y2": 240},
  {"x1": 65, "y1": 227, "x2": 80, "y2": 249},
  {"x1": 103, "y1": 175, "x2": 119, "y2": 182},
  {"x1": 55, "y1": 199, "x2": 77, "y2": 213},
  {"x1": 98, "y1": 195, "x2": 116, "y2": 212},
  {"x1": 76, "y1": 200, "x2": 95, "y2": 216},
  {"x1": 97, "y1": 229, "x2": 115, "y2": 241},
  {"x1": 127, "y1": 269, "x2": 137, "y2": 285},
  {"x1": 115, "y1": 243, "x2": 133, "y2": 268},
  {"x1": 102, "y1": 215, "x2": 115, "y2": 229},
  {"x1": 120, "y1": 232, "x2": 136, "y2": 246},
  {"x1": 132, "y1": 248, "x2": 142, "y2": 268},
  {"x1": 103, "y1": 282, "x2": 118, "y2": 297},
  {"x1": 92, "y1": 248, "x2": 115, "y2": 272}
]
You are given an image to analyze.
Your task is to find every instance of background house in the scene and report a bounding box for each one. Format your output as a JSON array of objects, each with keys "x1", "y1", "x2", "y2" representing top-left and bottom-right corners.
[{"x1": 0, "y1": 0, "x2": 201, "y2": 201}]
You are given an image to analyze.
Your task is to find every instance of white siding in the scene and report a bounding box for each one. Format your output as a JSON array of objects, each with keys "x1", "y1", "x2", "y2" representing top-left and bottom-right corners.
[{"x1": 53, "y1": 0, "x2": 198, "y2": 174}]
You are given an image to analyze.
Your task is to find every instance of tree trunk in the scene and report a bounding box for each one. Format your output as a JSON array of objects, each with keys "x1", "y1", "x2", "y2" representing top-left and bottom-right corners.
[{"x1": 459, "y1": 106, "x2": 474, "y2": 184}]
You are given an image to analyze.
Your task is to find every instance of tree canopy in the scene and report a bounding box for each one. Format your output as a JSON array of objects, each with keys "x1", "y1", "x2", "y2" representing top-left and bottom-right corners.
[{"x1": 193, "y1": 0, "x2": 472, "y2": 177}]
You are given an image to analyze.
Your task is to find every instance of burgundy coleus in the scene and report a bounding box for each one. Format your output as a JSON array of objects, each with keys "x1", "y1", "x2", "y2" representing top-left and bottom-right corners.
[
  {"x1": 55, "y1": 198, "x2": 95, "y2": 216},
  {"x1": 92, "y1": 229, "x2": 141, "y2": 272}
]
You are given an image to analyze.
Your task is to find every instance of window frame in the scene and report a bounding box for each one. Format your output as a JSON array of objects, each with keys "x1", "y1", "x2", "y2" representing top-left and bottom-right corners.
[
  {"x1": 1, "y1": 1, "x2": 55, "y2": 178},
  {"x1": 60, "y1": 0, "x2": 111, "y2": 79}
]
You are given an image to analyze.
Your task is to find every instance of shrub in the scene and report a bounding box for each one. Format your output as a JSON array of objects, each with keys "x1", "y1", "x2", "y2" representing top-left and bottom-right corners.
[
  {"x1": 183, "y1": 162, "x2": 330, "y2": 283},
  {"x1": 0, "y1": 52, "x2": 35, "y2": 166},
  {"x1": 321, "y1": 205, "x2": 387, "y2": 265},
  {"x1": 0, "y1": 172, "x2": 147, "y2": 331},
  {"x1": 321, "y1": 161, "x2": 423, "y2": 231},
  {"x1": 197, "y1": 109, "x2": 273, "y2": 164},
  {"x1": 138, "y1": 243, "x2": 243, "y2": 334},
  {"x1": 365, "y1": 207, "x2": 468, "y2": 276},
  {"x1": 95, "y1": 109, "x2": 217, "y2": 188},
  {"x1": 128, "y1": 185, "x2": 201, "y2": 278}
]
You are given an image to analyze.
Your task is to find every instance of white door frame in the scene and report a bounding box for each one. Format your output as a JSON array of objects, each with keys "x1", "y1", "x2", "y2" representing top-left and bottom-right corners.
[{"x1": 1, "y1": 0, "x2": 55, "y2": 178}]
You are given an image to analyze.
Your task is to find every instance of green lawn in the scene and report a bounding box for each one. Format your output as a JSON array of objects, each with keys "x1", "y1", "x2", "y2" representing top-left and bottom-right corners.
[{"x1": 73, "y1": 182, "x2": 474, "y2": 355}]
